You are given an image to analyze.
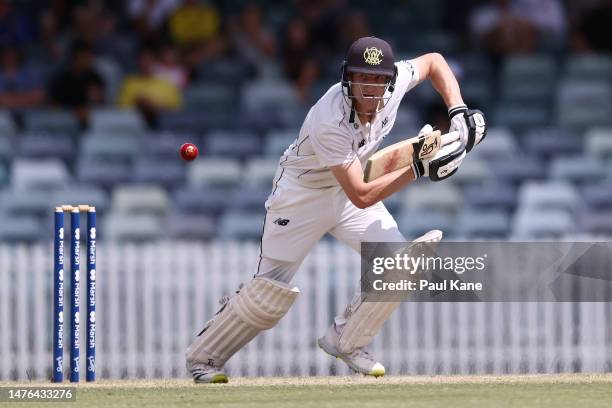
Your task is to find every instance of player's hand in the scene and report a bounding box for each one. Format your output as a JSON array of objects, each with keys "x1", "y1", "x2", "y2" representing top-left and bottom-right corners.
[
  {"x1": 412, "y1": 127, "x2": 466, "y2": 181},
  {"x1": 448, "y1": 104, "x2": 487, "y2": 152}
]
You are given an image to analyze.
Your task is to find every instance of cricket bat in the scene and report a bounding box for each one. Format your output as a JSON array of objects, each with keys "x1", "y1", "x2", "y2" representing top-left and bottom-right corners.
[{"x1": 363, "y1": 130, "x2": 460, "y2": 182}]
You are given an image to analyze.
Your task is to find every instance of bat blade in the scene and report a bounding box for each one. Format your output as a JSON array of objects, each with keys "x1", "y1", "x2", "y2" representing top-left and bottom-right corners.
[{"x1": 363, "y1": 130, "x2": 459, "y2": 182}]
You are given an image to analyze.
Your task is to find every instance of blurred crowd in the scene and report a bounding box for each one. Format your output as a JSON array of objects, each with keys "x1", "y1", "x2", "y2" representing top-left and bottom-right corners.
[{"x1": 0, "y1": 0, "x2": 611, "y2": 129}]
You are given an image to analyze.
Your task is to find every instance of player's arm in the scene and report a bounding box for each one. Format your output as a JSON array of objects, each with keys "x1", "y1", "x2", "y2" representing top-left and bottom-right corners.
[
  {"x1": 331, "y1": 159, "x2": 416, "y2": 209},
  {"x1": 410, "y1": 53, "x2": 487, "y2": 152},
  {"x1": 410, "y1": 53, "x2": 464, "y2": 108}
]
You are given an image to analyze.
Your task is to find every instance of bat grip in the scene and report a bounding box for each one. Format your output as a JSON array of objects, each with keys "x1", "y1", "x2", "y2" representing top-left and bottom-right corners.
[{"x1": 441, "y1": 131, "x2": 460, "y2": 146}]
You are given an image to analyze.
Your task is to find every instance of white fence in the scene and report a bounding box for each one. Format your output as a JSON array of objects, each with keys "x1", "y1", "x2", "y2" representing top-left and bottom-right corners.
[{"x1": 0, "y1": 241, "x2": 611, "y2": 381}]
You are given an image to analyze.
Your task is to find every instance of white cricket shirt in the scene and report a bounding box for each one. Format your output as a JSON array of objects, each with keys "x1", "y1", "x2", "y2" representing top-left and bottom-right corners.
[{"x1": 268, "y1": 60, "x2": 420, "y2": 197}]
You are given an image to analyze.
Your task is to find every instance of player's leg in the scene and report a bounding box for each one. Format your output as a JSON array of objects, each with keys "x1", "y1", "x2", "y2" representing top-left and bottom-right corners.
[
  {"x1": 321, "y1": 197, "x2": 442, "y2": 376},
  {"x1": 186, "y1": 188, "x2": 333, "y2": 383},
  {"x1": 185, "y1": 274, "x2": 300, "y2": 383}
]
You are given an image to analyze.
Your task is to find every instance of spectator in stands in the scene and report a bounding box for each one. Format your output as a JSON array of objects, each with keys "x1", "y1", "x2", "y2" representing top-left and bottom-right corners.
[
  {"x1": 295, "y1": 0, "x2": 342, "y2": 57},
  {"x1": 168, "y1": 0, "x2": 228, "y2": 69},
  {"x1": 339, "y1": 10, "x2": 371, "y2": 51},
  {"x1": 0, "y1": 47, "x2": 44, "y2": 113},
  {"x1": 129, "y1": 0, "x2": 180, "y2": 41},
  {"x1": 0, "y1": 0, "x2": 35, "y2": 48},
  {"x1": 73, "y1": 5, "x2": 124, "y2": 60},
  {"x1": 153, "y1": 42, "x2": 189, "y2": 89},
  {"x1": 469, "y1": 0, "x2": 565, "y2": 61},
  {"x1": 571, "y1": 0, "x2": 612, "y2": 52},
  {"x1": 118, "y1": 47, "x2": 182, "y2": 129},
  {"x1": 38, "y1": 9, "x2": 66, "y2": 63},
  {"x1": 228, "y1": 3, "x2": 276, "y2": 78},
  {"x1": 48, "y1": 42, "x2": 105, "y2": 128},
  {"x1": 282, "y1": 18, "x2": 320, "y2": 102}
]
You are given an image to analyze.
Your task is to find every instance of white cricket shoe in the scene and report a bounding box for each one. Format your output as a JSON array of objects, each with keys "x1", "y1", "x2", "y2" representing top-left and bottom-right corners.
[
  {"x1": 189, "y1": 362, "x2": 228, "y2": 384},
  {"x1": 317, "y1": 324, "x2": 385, "y2": 377}
]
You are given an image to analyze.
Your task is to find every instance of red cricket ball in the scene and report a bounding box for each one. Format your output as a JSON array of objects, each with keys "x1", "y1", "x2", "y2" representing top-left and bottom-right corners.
[{"x1": 180, "y1": 142, "x2": 199, "y2": 161}]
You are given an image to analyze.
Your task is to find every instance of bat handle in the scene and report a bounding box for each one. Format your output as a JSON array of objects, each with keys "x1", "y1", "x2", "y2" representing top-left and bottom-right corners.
[{"x1": 441, "y1": 131, "x2": 461, "y2": 145}]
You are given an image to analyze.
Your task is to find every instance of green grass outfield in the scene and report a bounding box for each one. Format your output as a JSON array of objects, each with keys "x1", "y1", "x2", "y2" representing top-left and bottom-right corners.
[{"x1": 1, "y1": 374, "x2": 611, "y2": 408}]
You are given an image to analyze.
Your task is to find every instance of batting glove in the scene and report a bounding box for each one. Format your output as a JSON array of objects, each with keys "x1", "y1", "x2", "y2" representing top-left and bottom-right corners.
[{"x1": 448, "y1": 104, "x2": 487, "y2": 153}]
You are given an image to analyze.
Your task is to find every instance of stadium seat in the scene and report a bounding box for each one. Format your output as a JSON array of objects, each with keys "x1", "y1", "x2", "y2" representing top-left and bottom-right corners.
[
  {"x1": 557, "y1": 80, "x2": 612, "y2": 108},
  {"x1": 258, "y1": 60, "x2": 283, "y2": 80},
  {"x1": 228, "y1": 186, "x2": 270, "y2": 210},
  {"x1": 0, "y1": 215, "x2": 44, "y2": 242},
  {"x1": 16, "y1": 133, "x2": 74, "y2": 160},
  {"x1": 512, "y1": 208, "x2": 576, "y2": 238},
  {"x1": 556, "y1": 80, "x2": 612, "y2": 129},
  {"x1": 132, "y1": 158, "x2": 186, "y2": 186},
  {"x1": 243, "y1": 158, "x2": 278, "y2": 186},
  {"x1": 579, "y1": 212, "x2": 612, "y2": 235},
  {"x1": 396, "y1": 31, "x2": 458, "y2": 55},
  {"x1": 464, "y1": 183, "x2": 517, "y2": 211},
  {"x1": 491, "y1": 156, "x2": 544, "y2": 184},
  {"x1": 219, "y1": 210, "x2": 265, "y2": 240},
  {"x1": 76, "y1": 159, "x2": 131, "y2": 187},
  {"x1": 242, "y1": 79, "x2": 298, "y2": 113},
  {"x1": 165, "y1": 213, "x2": 217, "y2": 240},
  {"x1": 264, "y1": 129, "x2": 297, "y2": 157},
  {"x1": 459, "y1": 54, "x2": 494, "y2": 77},
  {"x1": 584, "y1": 128, "x2": 612, "y2": 160},
  {"x1": 522, "y1": 128, "x2": 581, "y2": 160},
  {"x1": 204, "y1": 130, "x2": 261, "y2": 157},
  {"x1": 494, "y1": 104, "x2": 550, "y2": 131},
  {"x1": 564, "y1": 55, "x2": 612, "y2": 82},
  {"x1": 80, "y1": 133, "x2": 140, "y2": 161},
  {"x1": 557, "y1": 105, "x2": 612, "y2": 130},
  {"x1": 184, "y1": 83, "x2": 235, "y2": 112},
  {"x1": 103, "y1": 213, "x2": 163, "y2": 241},
  {"x1": 0, "y1": 110, "x2": 15, "y2": 138},
  {"x1": 173, "y1": 186, "x2": 233, "y2": 214},
  {"x1": 95, "y1": 57, "x2": 123, "y2": 104},
  {"x1": 396, "y1": 210, "x2": 455, "y2": 239},
  {"x1": 51, "y1": 187, "x2": 110, "y2": 214},
  {"x1": 389, "y1": 107, "x2": 419, "y2": 135},
  {"x1": 0, "y1": 134, "x2": 13, "y2": 164},
  {"x1": 401, "y1": 182, "x2": 462, "y2": 213},
  {"x1": 582, "y1": 183, "x2": 612, "y2": 210},
  {"x1": 277, "y1": 104, "x2": 311, "y2": 129},
  {"x1": 11, "y1": 159, "x2": 70, "y2": 190},
  {"x1": 159, "y1": 111, "x2": 213, "y2": 133},
  {"x1": 501, "y1": 55, "x2": 556, "y2": 84},
  {"x1": 187, "y1": 158, "x2": 242, "y2": 187},
  {"x1": 548, "y1": 156, "x2": 606, "y2": 183},
  {"x1": 146, "y1": 132, "x2": 199, "y2": 158},
  {"x1": 518, "y1": 181, "x2": 583, "y2": 213},
  {"x1": 501, "y1": 82, "x2": 553, "y2": 106},
  {"x1": 198, "y1": 58, "x2": 250, "y2": 84},
  {"x1": 22, "y1": 110, "x2": 78, "y2": 134},
  {"x1": 451, "y1": 157, "x2": 492, "y2": 185},
  {"x1": 112, "y1": 185, "x2": 170, "y2": 215},
  {"x1": 90, "y1": 109, "x2": 145, "y2": 135},
  {"x1": 455, "y1": 210, "x2": 510, "y2": 238},
  {"x1": 238, "y1": 108, "x2": 285, "y2": 133},
  {"x1": 469, "y1": 127, "x2": 518, "y2": 160},
  {"x1": 0, "y1": 189, "x2": 51, "y2": 216},
  {"x1": 0, "y1": 163, "x2": 7, "y2": 186},
  {"x1": 460, "y1": 79, "x2": 493, "y2": 108}
]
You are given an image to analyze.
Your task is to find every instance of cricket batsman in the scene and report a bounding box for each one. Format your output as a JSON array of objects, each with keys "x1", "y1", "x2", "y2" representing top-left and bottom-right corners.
[{"x1": 185, "y1": 36, "x2": 487, "y2": 383}]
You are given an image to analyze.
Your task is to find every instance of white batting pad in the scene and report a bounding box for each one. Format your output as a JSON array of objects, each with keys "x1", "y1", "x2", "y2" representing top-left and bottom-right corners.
[
  {"x1": 336, "y1": 230, "x2": 442, "y2": 353},
  {"x1": 185, "y1": 277, "x2": 299, "y2": 368}
]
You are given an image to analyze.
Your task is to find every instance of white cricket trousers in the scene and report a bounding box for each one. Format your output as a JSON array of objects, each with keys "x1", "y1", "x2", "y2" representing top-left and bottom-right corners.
[{"x1": 254, "y1": 183, "x2": 407, "y2": 291}]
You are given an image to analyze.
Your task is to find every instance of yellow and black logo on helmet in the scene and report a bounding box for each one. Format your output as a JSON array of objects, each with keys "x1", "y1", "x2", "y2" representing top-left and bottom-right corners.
[{"x1": 363, "y1": 47, "x2": 383, "y2": 65}]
